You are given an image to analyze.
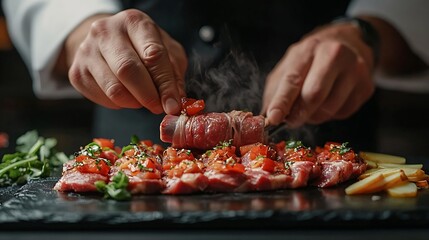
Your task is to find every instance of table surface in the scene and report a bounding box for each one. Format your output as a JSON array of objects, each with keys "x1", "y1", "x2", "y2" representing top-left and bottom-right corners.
[{"x1": 1, "y1": 176, "x2": 429, "y2": 232}]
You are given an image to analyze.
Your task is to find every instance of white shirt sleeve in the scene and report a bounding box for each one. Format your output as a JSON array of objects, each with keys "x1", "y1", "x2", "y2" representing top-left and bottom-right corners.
[
  {"x1": 2, "y1": 0, "x2": 121, "y2": 99},
  {"x1": 348, "y1": 0, "x2": 429, "y2": 93}
]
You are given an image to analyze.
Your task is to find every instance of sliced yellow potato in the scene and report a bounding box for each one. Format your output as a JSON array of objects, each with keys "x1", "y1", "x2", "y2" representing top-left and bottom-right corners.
[
  {"x1": 387, "y1": 182, "x2": 417, "y2": 198},
  {"x1": 378, "y1": 163, "x2": 423, "y2": 169},
  {"x1": 365, "y1": 160, "x2": 378, "y2": 169},
  {"x1": 415, "y1": 180, "x2": 429, "y2": 189},
  {"x1": 401, "y1": 168, "x2": 424, "y2": 177},
  {"x1": 359, "y1": 152, "x2": 406, "y2": 164},
  {"x1": 383, "y1": 171, "x2": 408, "y2": 189},
  {"x1": 346, "y1": 173, "x2": 385, "y2": 195},
  {"x1": 407, "y1": 172, "x2": 428, "y2": 182},
  {"x1": 358, "y1": 168, "x2": 401, "y2": 180}
]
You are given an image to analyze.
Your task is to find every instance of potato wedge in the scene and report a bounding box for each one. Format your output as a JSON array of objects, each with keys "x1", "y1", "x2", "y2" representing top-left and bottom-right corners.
[
  {"x1": 387, "y1": 182, "x2": 417, "y2": 198},
  {"x1": 358, "y1": 168, "x2": 401, "y2": 180},
  {"x1": 346, "y1": 173, "x2": 385, "y2": 195},
  {"x1": 359, "y1": 152, "x2": 406, "y2": 164},
  {"x1": 364, "y1": 160, "x2": 378, "y2": 169},
  {"x1": 383, "y1": 171, "x2": 408, "y2": 189},
  {"x1": 378, "y1": 163, "x2": 423, "y2": 169},
  {"x1": 404, "y1": 169, "x2": 425, "y2": 181},
  {"x1": 415, "y1": 180, "x2": 429, "y2": 189}
]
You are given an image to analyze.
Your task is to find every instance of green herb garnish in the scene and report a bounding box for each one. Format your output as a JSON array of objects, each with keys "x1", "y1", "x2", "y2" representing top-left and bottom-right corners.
[
  {"x1": 0, "y1": 130, "x2": 69, "y2": 187},
  {"x1": 330, "y1": 142, "x2": 351, "y2": 155},
  {"x1": 95, "y1": 171, "x2": 131, "y2": 201},
  {"x1": 285, "y1": 140, "x2": 304, "y2": 149},
  {"x1": 214, "y1": 139, "x2": 233, "y2": 150}
]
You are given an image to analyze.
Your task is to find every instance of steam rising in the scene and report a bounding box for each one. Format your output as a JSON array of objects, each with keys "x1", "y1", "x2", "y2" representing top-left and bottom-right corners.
[
  {"x1": 186, "y1": 51, "x2": 263, "y2": 114},
  {"x1": 185, "y1": 50, "x2": 316, "y2": 147}
]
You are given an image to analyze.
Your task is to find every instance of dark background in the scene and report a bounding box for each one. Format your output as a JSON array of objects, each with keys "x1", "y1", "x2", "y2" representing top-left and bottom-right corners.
[{"x1": 0, "y1": 4, "x2": 429, "y2": 159}]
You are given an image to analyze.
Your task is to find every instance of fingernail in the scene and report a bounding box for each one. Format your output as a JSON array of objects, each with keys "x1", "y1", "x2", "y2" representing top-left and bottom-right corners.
[
  {"x1": 267, "y1": 109, "x2": 284, "y2": 125},
  {"x1": 164, "y1": 98, "x2": 180, "y2": 115}
]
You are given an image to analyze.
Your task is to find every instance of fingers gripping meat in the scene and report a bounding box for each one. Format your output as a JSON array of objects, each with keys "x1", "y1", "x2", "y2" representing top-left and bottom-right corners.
[{"x1": 160, "y1": 111, "x2": 267, "y2": 149}]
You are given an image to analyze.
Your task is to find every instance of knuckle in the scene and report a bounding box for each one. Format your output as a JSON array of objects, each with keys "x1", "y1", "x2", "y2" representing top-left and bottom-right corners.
[
  {"x1": 115, "y1": 57, "x2": 142, "y2": 81},
  {"x1": 325, "y1": 41, "x2": 354, "y2": 62},
  {"x1": 68, "y1": 66, "x2": 89, "y2": 88},
  {"x1": 122, "y1": 9, "x2": 146, "y2": 25},
  {"x1": 77, "y1": 41, "x2": 92, "y2": 56},
  {"x1": 142, "y1": 43, "x2": 166, "y2": 65},
  {"x1": 289, "y1": 38, "x2": 319, "y2": 55},
  {"x1": 284, "y1": 73, "x2": 304, "y2": 88},
  {"x1": 89, "y1": 19, "x2": 109, "y2": 38},
  {"x1": 105, "y1": 82, "x2": 129, "y2": 103}
]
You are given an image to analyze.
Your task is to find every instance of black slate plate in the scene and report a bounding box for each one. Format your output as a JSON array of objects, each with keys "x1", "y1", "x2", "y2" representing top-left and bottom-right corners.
[{"x1": 1, "y1": 176, "x2": 429, "y2": 231}]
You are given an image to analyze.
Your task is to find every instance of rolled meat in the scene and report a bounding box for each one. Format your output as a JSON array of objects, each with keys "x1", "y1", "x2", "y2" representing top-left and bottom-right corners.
[{"x1": 160, "y1": 110, "x2": 267, "y2": 149}]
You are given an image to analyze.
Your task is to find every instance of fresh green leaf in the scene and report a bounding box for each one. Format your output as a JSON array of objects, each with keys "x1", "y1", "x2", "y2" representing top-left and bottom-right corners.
[
  {"x1": 16, "y1": 130, "x2": 39, "y2": 153},
  {"x1": 120, "y1": 145, "x2": 136, "y2": 157},
  {"x1": 285, "y1": 140, "x2": 304, "y2": 149},
  {"x1": 96, "y1": 171, "x2": 131, "y2": 201},
  {"x1": 330, "y1": 142, "x2": 351, "y2": 155},
  {"x1": 0, "y1": 130, "x2": 68, "y2": 187},
  {"x1": 130, "y1": 135, "x2": 140, "y2": 145}
]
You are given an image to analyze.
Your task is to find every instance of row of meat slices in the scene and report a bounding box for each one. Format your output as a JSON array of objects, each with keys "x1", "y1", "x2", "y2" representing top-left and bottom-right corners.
[{"x1": 54, "y1": 138, "x2": 367, "y2": 195}]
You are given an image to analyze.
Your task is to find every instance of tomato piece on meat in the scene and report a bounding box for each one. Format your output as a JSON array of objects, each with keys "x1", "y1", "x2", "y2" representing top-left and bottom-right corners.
[
  {"x1": 224, "y1": 162, "x2": 245, "y2": 174},
  {"x1": 282, "y1": 140, "x2": 316, "y2": 162},
  {"x1": 181, "y1": 97, "x2": 205, "y2": 116},
  {"x1": 75, "y1": 155, "x2": 110, "y2": 176},
  {"x1": 99, "y1": 149, "x2": 119, "y2": 164},
  {"x1": 164, "y1": 148, "x2": 195, "y2": 164},
  {"x1": 316, "y1": 142, "x2": 358, "y2": 162},
  {"x1": 261, "y1": 158, "x2": 276, "y2": 172},
  {"x1": 239, "y1": 143, "x2": 260, "y2": 156},
  {"x1": 93, "y1": 138, "x2": 115, "y2": 149},
  {"x1": 139, "y1": 140, "x2": 153, "y2": 147}
]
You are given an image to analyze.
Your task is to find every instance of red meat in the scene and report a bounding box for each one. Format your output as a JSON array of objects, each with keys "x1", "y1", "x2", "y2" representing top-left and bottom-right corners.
[
  {"x1": 53, "y1": 160, "x2": 108, "y2": 192},
  {"x1": 312, "y1": 142, "x2": 367, "y2": 187},
  {"x1": 160, "y1": 111, "x2": 266, "y2": 149},
  {"x1": 162, "y1": 147, "x2": 208, "y2": 194}
]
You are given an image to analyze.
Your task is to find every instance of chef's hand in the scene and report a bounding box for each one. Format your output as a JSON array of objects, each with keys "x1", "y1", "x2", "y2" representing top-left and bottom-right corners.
[
  {"x1": 262, "y1": 22, "x2": 375, "y2": 127},
  {"x1": 57, "y1": 9, "x2": 187, "y2": 115}
]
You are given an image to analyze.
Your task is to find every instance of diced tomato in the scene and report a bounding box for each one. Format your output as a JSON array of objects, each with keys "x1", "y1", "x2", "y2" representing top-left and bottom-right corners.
[
  {"x1": 139, "y1": 140, "x2": 153, "y2": 147},
  {"x1": 164, "y1": 147, "x2": 195, "y2": 164},
  {"x1": 0, "y1": 132, "x2": 8, "y2": 148},
  {"x1": 324, "y1": 142, "x2": 341, "y2": 149},
  {"x1": 152, "y1": 144, "x2": 164, "y2": 155},
  {"x1": 93, "y1": 138, "x2": 115, "y2": 149},
  {"x1": 168, "y1": 168, "x2": 184, "y2": 178},
  {"x1": 250, "y1": 144, "x2": 269, "y2": 159},
  {"x1": 285, "y1": 148, "x2": 316, "y2": 162},
  {"x1": 123, "y1": 148, "x2": 136, "y2": 157},
  {"x1": 144, "y1": 159, "x2": 157, "y2": 170},
  {"x1": 261, "y1": 158, "x2": 276, "y2": 173},
  {"x1": 99, "y1": 149, "x2": 119, "y2": 164},
  {"x1": 75, "y1": 155, "x2": 110, "y2": 176},
  {"x1": 315, "y1": 146, "x2": 324, "y2": 154},
  {"x1": 181, "y1": 97, "x2": 205, "y2": 116},
  {"x1": 315, "y1": 142, "x2": 357, "y2": 162},
  {"x1": 275, "y1": 141, "x2": 286, "y2": 151},
  {"x1": 140, "y1": 171, "x2": 161, "y2": 179},
  {"x1": 224, "y1": 163, "x2": 245, "y2": 174},
  {"x1": 182, "y1": 161, "x2": 202, "y2": 174},
  {"x1": 114, "y1": 146, "x2": 122, "y2": 155},
  {"x1": 239, "y1": 143, "x2": 260, "y2": 156}
]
